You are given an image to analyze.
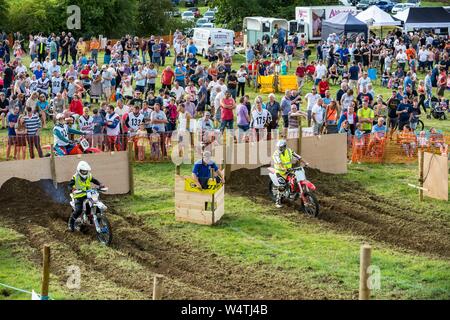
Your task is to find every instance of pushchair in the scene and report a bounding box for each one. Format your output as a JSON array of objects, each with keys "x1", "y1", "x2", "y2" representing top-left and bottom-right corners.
[{"x1": 428, "y1": 97, "x2": 448, "y2": 120}]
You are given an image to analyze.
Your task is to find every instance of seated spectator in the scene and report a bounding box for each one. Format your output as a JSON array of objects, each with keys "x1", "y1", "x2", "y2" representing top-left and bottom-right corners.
[{"x1": 399, "y1": 125, "x2": 417, "y2": 158}]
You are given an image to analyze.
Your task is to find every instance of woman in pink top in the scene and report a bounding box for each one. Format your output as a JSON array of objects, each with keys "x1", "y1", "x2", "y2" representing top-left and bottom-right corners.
[{"x1": 220, "y1": 91, "x2": 236, "y2": 133}]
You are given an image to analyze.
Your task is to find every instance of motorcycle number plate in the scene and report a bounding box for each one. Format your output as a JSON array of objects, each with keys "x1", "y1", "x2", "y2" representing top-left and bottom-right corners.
[
  {"x1": 295, "y1": 169, "x2": 306, "y2": 182},
  {"x1": 80, "y1": 139, "x2": 89, "y2": 151}
]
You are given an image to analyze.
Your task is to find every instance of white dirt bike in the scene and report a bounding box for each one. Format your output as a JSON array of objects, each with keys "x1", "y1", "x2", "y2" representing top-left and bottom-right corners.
[
  {"x1": 268, "y1": 165, "x2": 320, "y2": 217},
  {"x1": 70, "y1": 187, "x2": 113, "y2": 246}
]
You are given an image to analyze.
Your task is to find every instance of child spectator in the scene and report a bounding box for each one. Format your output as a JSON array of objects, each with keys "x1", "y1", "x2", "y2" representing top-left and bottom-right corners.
[
  {"x1": 150, "y1": 130, "x2": 161, "y2": 160},
  {"x1": 14, "y1": 115, "x2": 27, "y2": 160},
  {"x1": 399, "y1": 125, "x2": 417, "y2": 158},
  {"x1": 350, "y1": 123, "x2": 365, "y2": 164},
  {"x1": 136, "y1": 122, "x2": 148, "y2": 161}
]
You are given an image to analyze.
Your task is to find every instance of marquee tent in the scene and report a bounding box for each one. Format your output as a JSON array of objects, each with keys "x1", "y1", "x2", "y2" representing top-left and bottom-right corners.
[
  {"x1": 321, "y1": 12, "x2": 368, "y2": 40},
  {"x1": 356, "y1": 5, "x2": 401, "y2": 27},
  {"x1": 399, "y1": 7, "x2": 450, "y2": 32}
]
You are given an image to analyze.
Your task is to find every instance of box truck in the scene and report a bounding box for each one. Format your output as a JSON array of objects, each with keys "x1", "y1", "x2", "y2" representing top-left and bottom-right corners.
[{"x1": 291, "y1": 6, "x2": 357, "y2": 41}]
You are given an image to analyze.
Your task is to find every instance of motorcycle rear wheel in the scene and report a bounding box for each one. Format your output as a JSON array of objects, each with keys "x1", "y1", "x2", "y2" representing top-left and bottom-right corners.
[
  {"x1": 96, "y1": 216, "x2": 113, "y2": 246},
  {"x1": 300, "y1": 192, "x2": 320, "y2": 218},
  {"x1": 268, "y1": 181, "x2": 278, "y2": 203}
]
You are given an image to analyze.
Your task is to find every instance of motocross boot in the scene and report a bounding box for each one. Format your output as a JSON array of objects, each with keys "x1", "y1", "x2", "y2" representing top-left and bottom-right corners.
[{"x1": 68, "y1": 214, "x2": 76, "y2": 232}]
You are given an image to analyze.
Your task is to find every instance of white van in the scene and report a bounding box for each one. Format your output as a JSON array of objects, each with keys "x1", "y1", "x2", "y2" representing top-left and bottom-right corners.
[{"x1": 192, "y1": 28, "x2": 235, "y2": 58}]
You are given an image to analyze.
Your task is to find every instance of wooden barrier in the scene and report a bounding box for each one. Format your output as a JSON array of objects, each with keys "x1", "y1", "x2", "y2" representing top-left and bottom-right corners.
[
  {"x1": 152, "y1": 275, "x2": 164, "y2": 300},
  {"x1": 174, "y1": 175, "x2": 225, "y2": 226},
  {"x1": 0, "y1": 152, "x2": 131, "y2": 195},
  {"x1": 211, "y1": 134, "x2": 348, "y2": 175},
  {"x1": 41, "y1": 245, "x2": 51, "y2": 301},
  {"x1": 422, "y1": 152, "x2": 449, "y2": 201}
]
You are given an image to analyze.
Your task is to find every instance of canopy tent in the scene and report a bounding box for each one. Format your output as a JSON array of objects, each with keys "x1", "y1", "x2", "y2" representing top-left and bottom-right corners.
[
  {"x1": 402, "y1": 7, "x2": 450, "y2": 31},
  {"x1": 321, "y1": 12, "x2": 368, "y2": 41},
  {"x1": 356, "y1": 5, "x2": 401, "y2": 27},
  {"x1": 393, "y1": 8, "x2": 410, "y2": 22}
]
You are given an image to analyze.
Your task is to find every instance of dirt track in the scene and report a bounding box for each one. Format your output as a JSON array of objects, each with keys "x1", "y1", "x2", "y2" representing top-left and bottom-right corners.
[
  {"x1": 228, "y1": 168, "x2": 450, "y2": 259},
  {"x1": 1, "y1": 168, "x2": 449, "y2": 300},
  {"x1": 0, "y1": 178, "x2": 340, "y2": 300}
]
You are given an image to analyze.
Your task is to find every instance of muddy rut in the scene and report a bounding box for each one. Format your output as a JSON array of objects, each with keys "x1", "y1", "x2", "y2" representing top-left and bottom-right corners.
[
  {"x1": 228, "y1": 168, "x2": 450, "y2": 259},
  {"x1": 0, "y1": 178, "x2": 341, "y2": 300}
]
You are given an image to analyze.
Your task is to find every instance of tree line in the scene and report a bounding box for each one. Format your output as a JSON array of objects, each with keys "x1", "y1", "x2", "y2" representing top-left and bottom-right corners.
[{"x1": 0, "y1": 0, "x2": 338, "y2": 37}]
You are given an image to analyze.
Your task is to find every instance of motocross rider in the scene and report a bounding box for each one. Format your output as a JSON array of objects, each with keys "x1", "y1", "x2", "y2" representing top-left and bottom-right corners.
[
  {"x1": 68, "y1": 161, "x2": 105, "y2": 232},
  {"x1": 272, "y1": 140, "x2": 307, "y2": 208},
  {"x1": 53, "y1": 113, "x2": 85, "y2": 156}
]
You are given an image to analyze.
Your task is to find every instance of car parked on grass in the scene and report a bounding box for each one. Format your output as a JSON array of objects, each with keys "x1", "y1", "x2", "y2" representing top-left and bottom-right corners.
[
  {"x1": 181, "y1": 11, "x2": 195, "y2": 21},
  {"x1": 196, "y1": 18, "x2": 210, "y2": 28},
  {"x1": 203, "y1": 10, "x2": 215, "y2": 22},
  {"x1": 184, "y1": 0, "x2": 198, "y2": 7},
  {"x1": 391, "y1": 2, "x2": 415, "y2": 14},
  {"x1": 375, "y1": 0, "x2": 395, "y2": 12},
  {"x1": 356, "y1": 0, "x2": 376, "y2": 11},
  {"x1": 407, "y1": 0, "x2": 421, "y2": 7}
]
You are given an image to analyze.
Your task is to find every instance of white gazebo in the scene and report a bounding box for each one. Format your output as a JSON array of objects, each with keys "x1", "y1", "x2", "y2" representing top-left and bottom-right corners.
[
  {"x1": 356, "y1": 5, "x2": 402, "y2": 27},
  {"x1": 393, "y1": 8, "x2": 410, "y2": 23}
]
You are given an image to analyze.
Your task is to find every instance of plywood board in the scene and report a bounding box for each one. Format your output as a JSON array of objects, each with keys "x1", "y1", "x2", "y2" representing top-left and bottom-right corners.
[
  {"x1": 301, "y1": 134, "x2": 348, "y2": 174},
  {"x1": 423, "y1": 152, "x2": 449, "y2": 201},
  {"x1": 54, "y1": 152, "x2": 130, "y2": 194},
  {"x1": 0, "y1": 152, "x2": 130, "y2": 195}
]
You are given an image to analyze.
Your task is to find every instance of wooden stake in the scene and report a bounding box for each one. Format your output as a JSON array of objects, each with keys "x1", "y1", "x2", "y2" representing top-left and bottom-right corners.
[
  {"x1": 127, "y1": 141, "x2": 134, "y2": 196},
  {"x1": 50, "y1": 146, "x2": 57, "y2": 189},
  {"x1": 419, "y1": 150, "x2": 425, "y2": 202},
  {"x1": 359, "y1": 244, "x2": 372, "y2": 300},
  {"x1": 152, "y1": 275, "x2": 164, "y2": 300},
  {"x1": 41, "y1": 245, "x2": 50, "y2": 300},
  {"x1": 297, "y1": 116, "x2": 303, "y2": 154}
]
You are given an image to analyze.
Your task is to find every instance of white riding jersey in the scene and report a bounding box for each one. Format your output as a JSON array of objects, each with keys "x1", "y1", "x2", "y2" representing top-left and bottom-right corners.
[
  {"x1": 78, "y1": 115, "x2": 94, "y2": 134},
  {"x1": 127, "y1": 112, "x2": 144, "y2": 135},
  {"x1": 51, "y1": 76, "x2": 63, "y2": 95},
  {"x1": 53, "y1": 124, "x2": 70, "y2": 147},
  {"x1": 251, "y1": 109, "x2": 272, "y2": 129}
]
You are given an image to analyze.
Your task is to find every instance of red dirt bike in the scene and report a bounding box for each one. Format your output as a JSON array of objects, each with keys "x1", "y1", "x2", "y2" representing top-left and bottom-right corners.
[
  {"x1": 268, "y1": 165, "x2": 320, "y2": 217},
  {"x1": 44, "y1": 137, "x2": 102, "y2": 156}
]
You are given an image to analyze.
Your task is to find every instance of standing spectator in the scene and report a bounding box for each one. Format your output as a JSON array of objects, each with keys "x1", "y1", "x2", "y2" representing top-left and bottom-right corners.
[
  {"x1": 251, "y1": 97, "x2": 272, "y2": 141},
  {"x1": 236, "y1": 64, "x2": 247, "y2": 98},
  {"x1": 295, "y1": 61, "x2": 307, "y2": 94},
  {"x1": 236, "y1": 97, "x2": 250, "y2": 142},
  {"x1": 219, "y1": 91, "x2": 235, "y2": 133},
  {"x1": 227, "y1": 70, "x2": 238, "y2": 99},
  {"x1": 105, "y1": 104, "x2": 121, "y2": 151},
  {"x1": 6, "y1": 106, "x2": 19, "y2": 160},
  {"x1": 314, "y1": 60, "x2": 327, "y2": 85},
  {"x1": 318, "y1": 77, "x2": 330, "y2": 98},
  {"x1": 161, "y1": 66, "x2": 174, "y2": 90},
  {"x1": 311, "y1": 98, "x2": 325, "y2": 136},
  {"x1": 69, "y1": 94, "x2": 84, "y2": 116},
  {"x1": 0, "y1": 92, "x2": 9, "y2": 129},
  {"x1": 266, "y1": 93, "x2": 281, "y2": 139},
  {"x1": 357, "y1": 100, "x2": 375, "y2": 134},
  {"x1": 24, "y1": 106, "x2": 43, "y2": 158},
  {"x1": 304, "y1": 87, "x2": 321, "y2": 127},
  {"x1": 146, "y1": 63, "x2": 158, "y2": 97},
  {"x1": 152, "y1": 41, "x2": 161, "y2": 66},
  {"x1": 14, "y1": 115, "x2": 27, "y2": 160},
  {"x1": 396, "y1": 96, "x2": 413, "y2": 131}
]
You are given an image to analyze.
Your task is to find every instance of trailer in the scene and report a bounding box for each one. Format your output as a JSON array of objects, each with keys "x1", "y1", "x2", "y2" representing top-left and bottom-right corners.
[
  {"x1": 293, "y1": 6, "x2": 357, "y2": 41},
  {"x1": 243, "y1": 17, "x2": 289, "y2": 48}
]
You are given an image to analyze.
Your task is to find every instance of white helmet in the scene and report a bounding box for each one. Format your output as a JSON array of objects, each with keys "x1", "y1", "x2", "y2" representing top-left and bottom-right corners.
[
  {"x1": 77, "y1": 161, "x2": 91, "y2": 179},
  {"x1": 277, "y1": 140, "x2": 287, "y2": 152},
  {"x1": 56, "y1": 113, "x2": 65, "y2": 121}
]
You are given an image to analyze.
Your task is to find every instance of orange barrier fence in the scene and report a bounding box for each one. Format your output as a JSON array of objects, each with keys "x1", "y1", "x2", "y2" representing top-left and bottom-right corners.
[
  {"x1": 347, "y1": 132, "x2": 450, "y2": 164},
  {"x1": 0, "y1": 133, "x2": 170, "y2": 163}
]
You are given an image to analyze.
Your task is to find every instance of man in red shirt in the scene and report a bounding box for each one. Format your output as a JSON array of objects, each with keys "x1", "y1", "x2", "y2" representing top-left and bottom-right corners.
[
  {"x1": 295, "y1": 60, "x2": 307, "y2": 94},
  {"x1": 161, "y1": 66, "x2": 175, "y2": 90},
  {"x1": 69, "y1": 94, "x2": 84, "y2": 116},
  {"x1": 318, "y1": 77, "x2": 330, "y2": 98},
  {"x1": 306, "y1": 61, "x2": 316, "y2": 82}
]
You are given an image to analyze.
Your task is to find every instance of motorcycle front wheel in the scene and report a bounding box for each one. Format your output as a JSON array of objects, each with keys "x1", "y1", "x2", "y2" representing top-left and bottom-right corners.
[
  {"x1": 300, "y1": 192, "x2": 320, "y2": 218},
  {"x1": 96, "y1": 216, "x2": 113, "y2": 246}
]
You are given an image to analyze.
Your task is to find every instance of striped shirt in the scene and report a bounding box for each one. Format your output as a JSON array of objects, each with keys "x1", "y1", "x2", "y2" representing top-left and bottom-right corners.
[{"x1": 24, "y1": 114, "x2": 41, "y2": 136}]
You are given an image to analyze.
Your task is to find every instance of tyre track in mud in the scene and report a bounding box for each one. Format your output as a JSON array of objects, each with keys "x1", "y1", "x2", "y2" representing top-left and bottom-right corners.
[
  {"x1": 229, "y1": 168, "x2": 450, "y2": 259},
  {"x1": 0, "y1": 178, "x2": 336, "y2": 300}
]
